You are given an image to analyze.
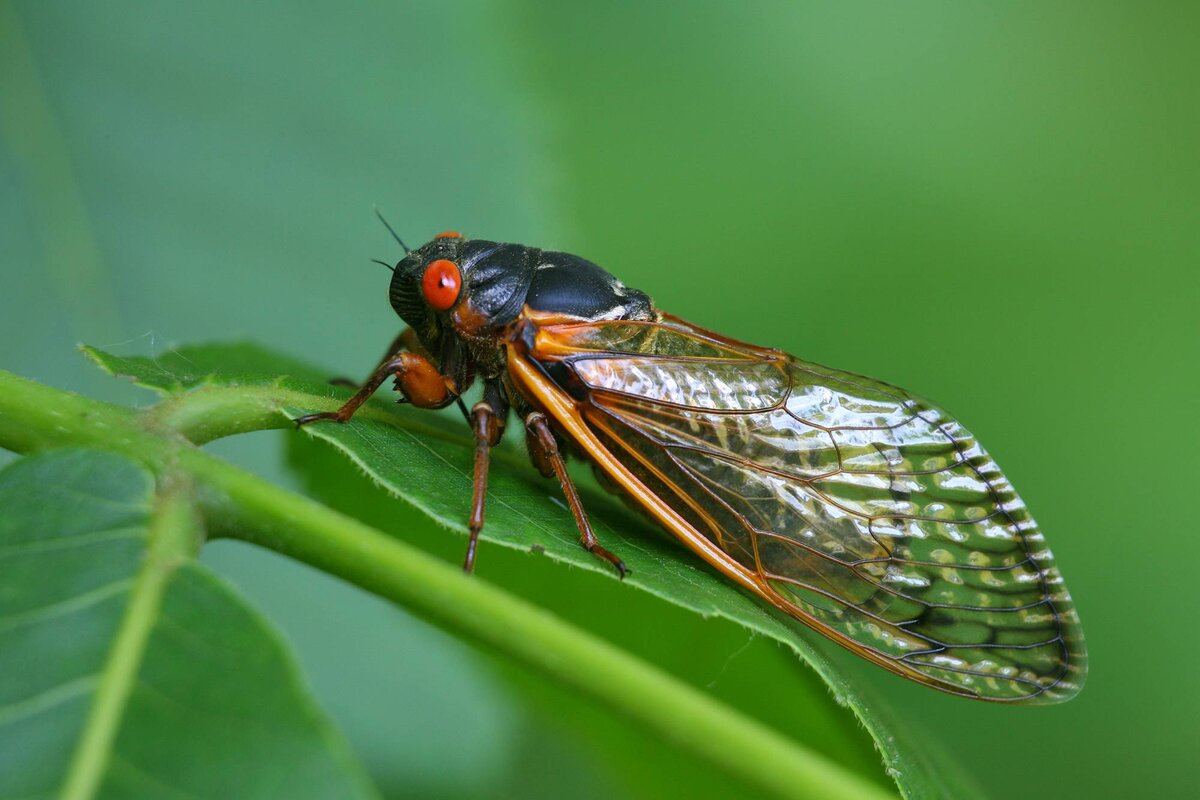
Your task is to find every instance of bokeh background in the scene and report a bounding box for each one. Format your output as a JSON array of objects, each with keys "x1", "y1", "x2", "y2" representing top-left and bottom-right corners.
[{"x1": 3, "y1": 2, "x2": 1197, "y2": 797}]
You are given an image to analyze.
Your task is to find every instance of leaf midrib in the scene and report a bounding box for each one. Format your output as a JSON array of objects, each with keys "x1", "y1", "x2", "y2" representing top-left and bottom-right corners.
[{"x1": 58, "y1": 483, "x2": 199, "y2": 800}]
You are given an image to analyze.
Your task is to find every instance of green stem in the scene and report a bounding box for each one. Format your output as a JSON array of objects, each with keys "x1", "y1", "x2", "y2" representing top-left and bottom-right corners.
[
  {"x1": 138, "y1": 382, "x2": 470, "y2": 448},
  {"x1": 142, "y1": 384, "x2": 313, "y2": 442},
  {"x1": 0, "y1": 369, "x2": 894, "y2": 800}
]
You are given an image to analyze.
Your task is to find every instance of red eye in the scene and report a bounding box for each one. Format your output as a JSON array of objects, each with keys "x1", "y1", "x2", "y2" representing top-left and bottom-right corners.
[{"x1": 421, "y1": 259, "x2": 461, "y2": 311}]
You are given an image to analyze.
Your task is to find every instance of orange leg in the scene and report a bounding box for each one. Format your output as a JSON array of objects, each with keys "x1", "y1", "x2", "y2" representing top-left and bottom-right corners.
[
  {"x1": 523, "y1": 421, "x2": 555, "y2": 478},
  {"x1": 293, "y1": 350, "x2": 451, "y2": 427},
  {"x1": 525, "y1": 411, "x2": 629, "y2": 579},
  {"x1": 463, "y1": 401, "x2": 501, "y2": 573}
]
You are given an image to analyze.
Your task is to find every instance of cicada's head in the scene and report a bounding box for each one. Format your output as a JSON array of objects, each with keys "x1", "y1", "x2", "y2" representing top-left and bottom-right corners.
[
  {"x1": 389, "y1": 230, "x2": 654, "y2": 374},
  {"x1": 388, "y1": 232, "x2": 542, "y2": 366}
]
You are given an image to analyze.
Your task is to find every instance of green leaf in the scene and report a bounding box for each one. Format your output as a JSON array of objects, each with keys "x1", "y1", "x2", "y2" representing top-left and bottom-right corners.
[
  {"x1": 0, "y1": 448, "x2": 377, "y2": 800},
  {"x1": 82, "y1": 342, "x2": 333, "y2": 395},
  {"x1": 86, "y1": 341, "x2": 984, "y2": 799}
]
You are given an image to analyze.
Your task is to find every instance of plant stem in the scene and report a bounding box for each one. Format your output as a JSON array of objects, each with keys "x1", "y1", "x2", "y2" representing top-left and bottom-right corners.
[
  {"x1": 0, "y1": 368, "x2": 895, "y2": 800},
  {"x1": 137, "y1": 382, "x2": 470, "y2": 448}
]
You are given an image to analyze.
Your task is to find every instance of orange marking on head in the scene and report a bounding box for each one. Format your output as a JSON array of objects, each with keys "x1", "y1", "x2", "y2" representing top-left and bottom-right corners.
[
  {"x1": 435, "y1": 230, "x2": 463, "y2": 239},
  {"x1": 451, "y1": 297, "x2": 491, "y2": 336}
]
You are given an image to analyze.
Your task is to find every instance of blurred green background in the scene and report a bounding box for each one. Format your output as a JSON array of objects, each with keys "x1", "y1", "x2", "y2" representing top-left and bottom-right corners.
[{"x1": 2, "y1": 2, "x2": 1197, "y2": 797}]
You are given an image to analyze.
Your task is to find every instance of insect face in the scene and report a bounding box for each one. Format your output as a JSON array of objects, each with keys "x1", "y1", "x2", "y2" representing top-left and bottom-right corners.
[{"x1": 389, "y1": 236, "x2": 545, "y2": 350}]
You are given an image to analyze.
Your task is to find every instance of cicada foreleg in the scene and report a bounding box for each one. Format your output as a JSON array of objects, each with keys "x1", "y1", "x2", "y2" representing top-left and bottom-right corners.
[
  {"x1": 524, "y1": 412, "x2": 629, "y2": 580},
  {"x1": 293, "y1": 346, "x2": 452, "y2": 427}
]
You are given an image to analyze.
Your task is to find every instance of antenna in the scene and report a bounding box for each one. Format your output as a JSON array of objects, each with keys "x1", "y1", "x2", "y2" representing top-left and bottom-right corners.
[
  {"x1": 374, "y1": 208, "x2": 411, "y2": 254},
  {"x1": 370, "y1": 258, "x2": 396, "y2": 273}
]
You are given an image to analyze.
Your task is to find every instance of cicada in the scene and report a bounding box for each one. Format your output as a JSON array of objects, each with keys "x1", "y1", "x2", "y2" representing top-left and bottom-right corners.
[{"x1": 296, "y1": 229, "x2": 1086, "y2": 704}]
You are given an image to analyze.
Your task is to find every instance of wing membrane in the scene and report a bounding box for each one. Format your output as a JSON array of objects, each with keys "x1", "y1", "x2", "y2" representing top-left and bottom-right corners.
[{"x1": 525, "y1": 315, "x2": 1086, "y2": 703}]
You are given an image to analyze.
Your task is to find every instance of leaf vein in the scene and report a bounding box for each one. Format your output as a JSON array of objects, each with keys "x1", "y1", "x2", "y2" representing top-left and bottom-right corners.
[
  {"x1": 0, "y1": 528, "x2": 143, "y2": 560},
  {"x1": 0, "y1": 675, "x2": 97, "y2": 727},
  {"x1": 0, "y1": 579, "x2": 134, "y2": 633}
]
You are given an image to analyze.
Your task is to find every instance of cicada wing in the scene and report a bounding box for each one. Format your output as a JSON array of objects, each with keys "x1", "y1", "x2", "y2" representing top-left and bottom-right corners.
[{"x1": 524, "y1": 315, "x2": 1086, "y2": 703}]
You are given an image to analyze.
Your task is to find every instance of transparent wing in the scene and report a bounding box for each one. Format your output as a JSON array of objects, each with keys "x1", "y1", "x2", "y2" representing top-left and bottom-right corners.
[{"x1": 529, "y1": 315, "x2": 1087, "y2": 703}]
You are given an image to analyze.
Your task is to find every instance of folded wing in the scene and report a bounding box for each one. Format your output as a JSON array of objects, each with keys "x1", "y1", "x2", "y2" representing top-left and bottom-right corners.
[{"x1": 531, "y1": 315, "x2": 1086, "y2": 703}]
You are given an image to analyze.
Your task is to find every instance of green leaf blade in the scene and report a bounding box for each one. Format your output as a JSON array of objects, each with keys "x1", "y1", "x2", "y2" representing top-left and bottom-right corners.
[
  {"x1": 0, "y1": 448, "x2": 378, "y2": 800},
  {"x1": 106, "y1": 565, "x2": 373, "y2": 800},
  {"x1": 0, "y1": 451, "x2": 151, "y2": 800},
  {"x1": 82, "y1": 342, "x2": 334, "y2": 396}
]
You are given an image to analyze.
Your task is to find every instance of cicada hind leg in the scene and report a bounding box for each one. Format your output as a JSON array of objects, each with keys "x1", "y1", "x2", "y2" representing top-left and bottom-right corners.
[{"x1": 525, "y1": 412, "x2": 630, "y2": 580}]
